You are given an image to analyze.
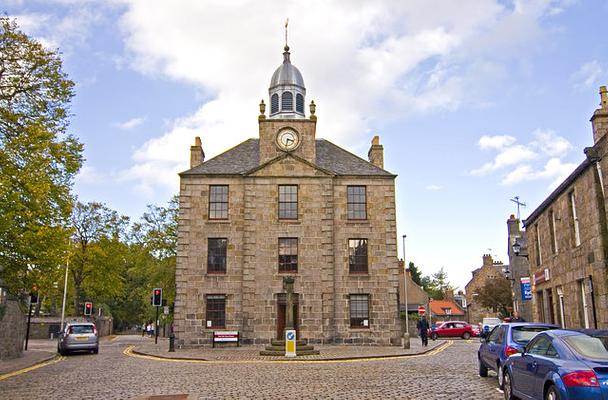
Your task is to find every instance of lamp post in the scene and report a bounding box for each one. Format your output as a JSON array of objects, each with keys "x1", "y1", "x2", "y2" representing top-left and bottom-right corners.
[
  {"x1": 60, "y1": 239, "x2": 71, "y2": 331},
  {"x1": 402, "y1": 234, "x2": 410, "y2": 349}
]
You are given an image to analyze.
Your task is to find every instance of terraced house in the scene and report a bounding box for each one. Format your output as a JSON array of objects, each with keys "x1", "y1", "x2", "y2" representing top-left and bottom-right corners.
[
  {"x1": 173, "y1": 43, "x2": 401, "y2": 347},
  {"x1": 523, "y1": 86, "x2": 608, "y2": 329}
]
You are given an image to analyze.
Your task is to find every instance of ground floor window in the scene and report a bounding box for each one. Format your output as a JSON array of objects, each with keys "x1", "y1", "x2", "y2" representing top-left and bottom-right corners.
[
  {"x1": 206, "y1": 295, "x2": 226, "y2": 328},
  {"x1": 350, "y1": 294, "x2": 369, "y2": 328}
]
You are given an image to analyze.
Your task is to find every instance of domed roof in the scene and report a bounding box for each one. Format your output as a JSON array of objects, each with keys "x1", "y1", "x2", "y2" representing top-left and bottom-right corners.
[{"x1": 269, "y1": 46, "x2": 305, "y2": 89}]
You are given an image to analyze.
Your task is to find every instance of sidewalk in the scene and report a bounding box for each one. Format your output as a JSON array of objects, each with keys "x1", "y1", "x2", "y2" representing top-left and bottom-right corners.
[
  {"x1": 0, "y1": 339, "x2": 57, "y2": 376},
  {"x1": 0, "y1": 335, "x2": 118, "y2": 377},
  {"x1": 133, "y1": 337, "x2": 446, "y2": 362}
]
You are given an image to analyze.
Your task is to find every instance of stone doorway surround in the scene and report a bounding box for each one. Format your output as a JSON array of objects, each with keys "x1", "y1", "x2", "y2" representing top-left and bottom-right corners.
[{"x1": 276, "y1": 293, "x2": 299, "y2": 339}]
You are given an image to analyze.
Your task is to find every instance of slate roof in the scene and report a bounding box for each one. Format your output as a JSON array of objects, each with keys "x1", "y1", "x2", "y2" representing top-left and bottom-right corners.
[{"x1": 180, "y1": 139, "x2": 395, "y2": 177}]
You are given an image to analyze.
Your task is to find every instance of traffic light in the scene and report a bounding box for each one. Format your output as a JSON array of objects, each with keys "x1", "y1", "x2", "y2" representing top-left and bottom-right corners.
[
  {"x1": 30, "y1": 284, "x2": 39, "y2": 304},
  {"x1": 152, "y1": 288, "x2": 163, "y2": 307},
  {"x1": 84, "y1": 302, "x2": 93, "y2": 316}
]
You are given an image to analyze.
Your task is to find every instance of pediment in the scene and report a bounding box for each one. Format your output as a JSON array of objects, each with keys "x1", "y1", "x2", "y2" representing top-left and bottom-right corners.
[{"x1": 245, "y1": 153, "x2": 334, "y2": 177}]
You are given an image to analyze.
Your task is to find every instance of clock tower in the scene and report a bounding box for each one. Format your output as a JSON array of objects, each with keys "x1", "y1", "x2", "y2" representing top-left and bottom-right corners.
[{"x1": 258, "y1": 44, "x2": 317, "y2": 165}]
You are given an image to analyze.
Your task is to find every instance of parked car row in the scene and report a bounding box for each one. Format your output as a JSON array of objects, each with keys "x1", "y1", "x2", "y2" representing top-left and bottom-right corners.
[{"x1": 478, "y1": 323, "x2": 608, "y2": 400}]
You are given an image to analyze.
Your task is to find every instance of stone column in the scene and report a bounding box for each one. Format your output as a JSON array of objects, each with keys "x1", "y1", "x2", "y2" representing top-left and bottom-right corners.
[{"x1": 283, "y1": 276, "x2": 295, "y2": 331}]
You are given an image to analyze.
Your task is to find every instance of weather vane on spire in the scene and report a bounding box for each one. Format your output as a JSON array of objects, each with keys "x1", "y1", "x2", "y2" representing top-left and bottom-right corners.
[{"x1": 285, "y1": 18, "x2": 289, "y2": 48}]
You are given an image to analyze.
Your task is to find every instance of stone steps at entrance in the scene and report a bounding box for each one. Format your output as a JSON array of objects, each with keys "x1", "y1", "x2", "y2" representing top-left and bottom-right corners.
[
  {"x1": 259, "y1": 348, "x2": 320, "y2": 356},
  {"x1": 270, "y1": 339, "x2": 308, "y2": 346},
  {"x1": 260, "y1": 338, "x2": 320, "y2": 356},
  {"x1": 263, "y1": 344, "x2": 316, "y2": 352}
]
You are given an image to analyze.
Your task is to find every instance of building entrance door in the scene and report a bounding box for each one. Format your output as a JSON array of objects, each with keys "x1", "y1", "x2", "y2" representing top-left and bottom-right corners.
[{"x1": 276, "y1": 293, "x2": 299, "y2": 339}]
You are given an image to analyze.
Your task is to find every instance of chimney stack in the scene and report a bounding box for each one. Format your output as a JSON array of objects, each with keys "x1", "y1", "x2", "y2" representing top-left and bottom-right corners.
[
  {"x1": 591, "y1": 86, "x2": 608, "y2": 143},
  {"x1": 190, "y1": 136, "x2": 205, "y2": 168},
  {"x1": 482, "y1": 254, "x2": 493, "y2": 266},
  {"x1": 507, "y1": 214, "x2": 520, "y2": 236},
  {"x1": 368, "y1": 135, "x2": 384, "y2": 169}
]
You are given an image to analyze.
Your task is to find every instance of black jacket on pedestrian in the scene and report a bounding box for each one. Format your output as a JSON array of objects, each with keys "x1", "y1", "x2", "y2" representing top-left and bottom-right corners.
[{"x1": 417, "y1": 318, "x2": 429, "y2": 336}]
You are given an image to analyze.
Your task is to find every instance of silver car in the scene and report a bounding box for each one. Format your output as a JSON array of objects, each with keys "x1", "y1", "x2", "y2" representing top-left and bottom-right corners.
[{"x1": 57, "y1": 322, "x2": 99, "y2": 355}]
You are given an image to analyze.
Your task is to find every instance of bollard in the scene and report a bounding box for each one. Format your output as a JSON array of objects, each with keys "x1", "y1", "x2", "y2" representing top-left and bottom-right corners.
[{"x1": 169, "y1": 333, "x2": 175, "y2": 352}]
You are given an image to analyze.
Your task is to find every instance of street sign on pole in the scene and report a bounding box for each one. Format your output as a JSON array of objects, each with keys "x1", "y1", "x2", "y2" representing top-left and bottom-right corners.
[
  {"x1": 285, "y1": 329, "x2": 296, "y2": 358},
  {"x1": 418, "y1": 306, "x2": 426, "y2": 316}
]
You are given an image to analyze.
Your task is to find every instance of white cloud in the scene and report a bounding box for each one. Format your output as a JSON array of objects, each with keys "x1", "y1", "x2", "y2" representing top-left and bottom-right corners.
[
  {"x1": 530, "y1": 128, "x2": 572, "y2": 157},
  {"x1": 114, "y1": 116, "x2": 146, "y2": 130},
  {"x1": 472, "y1": 129, "x2": 573, "y2": 185},
  {"x1": 571, "y1": 61, "x2": 604, "y2": 89},
  {"x1": 471, "y1": 144, "x2": 537, "y2": 175},
  {"x1": 501, "y1": 158, "x2": 577, "y2": 187},
  {"x1": 112, "y1": 0, "x2": 573, "y2": 192},
  {"x1": 425, "y1": 185, "x2": 442, "y2": 191},
  {"x1": 75, "y1": 165, "x2": 106, "y2": 185},
  {"x1": 478, "y1": 135, "x2": 516, "y2": 150},
  {"x1": 12, "y1": 8, "x2": 103, "y2": 52}
]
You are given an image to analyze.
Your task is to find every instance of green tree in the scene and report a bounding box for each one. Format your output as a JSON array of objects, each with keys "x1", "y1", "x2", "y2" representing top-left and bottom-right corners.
[
  {"x1": 0, "y1": 17, "x2": 83, "y2": 296},
  {"x1": 477, "y1": 276, "x2": 513, "y2": 318},
  {"x1": 420, "y1": 267, "x2": 452, "y2": 300},
  {"x1": 132, "y1": 196, "x2": 178, "y2": 326},
  {"x1": 408, "y1": 261, "x2": 423, "y2": 286},
  {"x1": 70, "y1": 201, "x2": 129, "y2": 314}
]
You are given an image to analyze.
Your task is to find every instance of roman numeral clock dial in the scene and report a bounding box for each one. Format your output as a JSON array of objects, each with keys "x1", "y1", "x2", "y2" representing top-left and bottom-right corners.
[{"x1": 276, "y1": 129, "x2": 300, "y2": 151}]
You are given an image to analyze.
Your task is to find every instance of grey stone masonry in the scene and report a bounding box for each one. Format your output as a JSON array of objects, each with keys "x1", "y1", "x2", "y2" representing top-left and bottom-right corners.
[
  {"x1": 174, "y1": 113, "x2": 401, "y2": 347},
  {"x1": 0, "y1": 299, "x2": 26, "y2": 360},
  {"x1": 524, "y1": 85, "x2": 608, "y2": 329}
]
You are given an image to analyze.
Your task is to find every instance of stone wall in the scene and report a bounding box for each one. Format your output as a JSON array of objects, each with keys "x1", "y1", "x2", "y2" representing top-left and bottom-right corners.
[
  {"x1": 175, "y1": 168, "x2": 401, "y2": 346},
  {"x1": 524, "y1": 87, "x2": 608, "y2": 329},
  {"x1": 464, "y1": 255, "x2": 506, "y2": 324},
  {"x1": 0, "y1": 299, "x2": 26, "y2": 360}
]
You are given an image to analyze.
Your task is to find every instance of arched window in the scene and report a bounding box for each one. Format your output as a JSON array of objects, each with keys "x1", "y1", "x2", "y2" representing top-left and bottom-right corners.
[
  {"x1": 296, "y1": 94, "x2": 304, "y2": 113},
  {"x1": 281, "y1": 92, "x2": 293, "y2": 111},
  {"x1": 271, "y1": 94, "x2": 279, "y2": 114}
]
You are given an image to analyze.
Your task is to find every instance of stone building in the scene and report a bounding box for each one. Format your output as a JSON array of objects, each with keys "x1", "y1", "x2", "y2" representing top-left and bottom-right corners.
[
  {"x1": 464, "y1": 254, "x2": 508, "y2": 324},
  {"x1": 174, "y1": 43, "x2": 401, "y2": 346},
  {"x1": 506, "y1": 215, "x2": 533, "y2": 322},
  {"x1": 523, "y1": 86, "x2": 608, "y2": 329}
]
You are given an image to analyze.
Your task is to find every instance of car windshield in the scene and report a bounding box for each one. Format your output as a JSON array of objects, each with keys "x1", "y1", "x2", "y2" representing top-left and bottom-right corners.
[
  {"x1": 69, "y1": 325, "x2": 94, "y2": 334},
  {"x1": 512, "y1": 327, "x2": 552, "y2": 345},
  {"x1": 563, "y1": 335, "x2": 608, "y2": 360}
]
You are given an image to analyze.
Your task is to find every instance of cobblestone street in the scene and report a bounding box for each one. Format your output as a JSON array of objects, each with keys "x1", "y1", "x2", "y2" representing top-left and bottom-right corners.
[{"x1": 0, "y1": 336, "x2": 503, "y2": 399}]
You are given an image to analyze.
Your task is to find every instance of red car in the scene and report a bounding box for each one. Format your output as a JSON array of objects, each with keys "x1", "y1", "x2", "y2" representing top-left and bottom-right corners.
[{"x1": 429, "y1": 321, "x2": 479, "y2": 340}]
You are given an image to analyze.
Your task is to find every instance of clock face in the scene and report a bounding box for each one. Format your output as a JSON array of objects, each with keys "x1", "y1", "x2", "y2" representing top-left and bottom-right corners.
[{"x1": 276, "y1": 129, "x2": 300, "y2": 151}]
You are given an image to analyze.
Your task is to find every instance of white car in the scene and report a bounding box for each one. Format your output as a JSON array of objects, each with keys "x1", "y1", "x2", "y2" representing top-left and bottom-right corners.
[{"x1": 480, "y1": 317, "x2": 501, "y2": 336}]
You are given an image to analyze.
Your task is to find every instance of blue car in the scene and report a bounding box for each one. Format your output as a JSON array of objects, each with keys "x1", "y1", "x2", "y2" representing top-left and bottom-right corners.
[
  {"x1": 479, "y1": 323, "x2": 558, "y2": 389},
  {"x1": 503, "y1": 330, "x2": 608, "y2": 400}
]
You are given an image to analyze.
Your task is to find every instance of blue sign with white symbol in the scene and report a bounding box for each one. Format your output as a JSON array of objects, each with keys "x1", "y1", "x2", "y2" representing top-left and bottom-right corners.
[
  {"x1": 520, "y1": 277, "x2": 532, "y2": 301},
  {"x1": 287, "y1": 332, "x2": 295, "y2": 340}
]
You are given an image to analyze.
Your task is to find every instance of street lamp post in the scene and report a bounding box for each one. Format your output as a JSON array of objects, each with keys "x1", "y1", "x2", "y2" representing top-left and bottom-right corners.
[
  {"x1": 60, "y1": 239, "x2": 71, "y2": 331},
  {"x1": 402, "y1": 234, "x2": 410, "y2": 349}
]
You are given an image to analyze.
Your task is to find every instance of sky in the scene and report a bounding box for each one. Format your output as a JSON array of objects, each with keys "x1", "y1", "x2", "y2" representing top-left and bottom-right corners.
[{"x1": 4, "y1": 0, "x2": 608, "y2": 290}]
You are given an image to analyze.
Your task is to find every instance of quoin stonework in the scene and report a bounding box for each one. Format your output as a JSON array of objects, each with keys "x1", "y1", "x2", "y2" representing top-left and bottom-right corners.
[
  {"x1": 523, "y1": 86, "x2": 608, "y2": 329},
  {"x1": 173, "y1": 42, "x2": 401, "y2": 347}
]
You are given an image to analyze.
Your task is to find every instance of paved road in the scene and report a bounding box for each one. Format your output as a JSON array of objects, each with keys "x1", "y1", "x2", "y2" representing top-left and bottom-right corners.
[{"x1": 0, "y1": 336, "x2": 503, "y2": 399}]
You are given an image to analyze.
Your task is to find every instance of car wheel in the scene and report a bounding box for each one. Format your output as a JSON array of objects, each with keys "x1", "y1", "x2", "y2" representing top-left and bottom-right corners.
[
  {"x1": 503, "y1": 372, "x2": 515, "y2": 400},
  {"x1": 463, "y1": 332, "x2": 471, "y2": 340},
  {"x1": 431, "y1": 332, "x2": 438, "y2": 340},
  {"x1": 479, "y1": 359, "x2": 488, "y2": 377},
  {"x1": 93, "y1": 347, "x2": 99, "y2": 354},
  {"x1": 497, "y1": 364, "x2": 504, "y2": 389},
  {"x1": 545, "y1": 385, "x2": 560, "y2": 400}
]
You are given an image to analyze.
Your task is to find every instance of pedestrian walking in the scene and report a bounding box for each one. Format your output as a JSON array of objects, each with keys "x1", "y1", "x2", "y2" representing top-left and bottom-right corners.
[
  {"x1": 510, "y1": 311, "x2": 526, "y2": 322},
  {"x1": 417, "y1": 317, "x2": 429, "y2": 347}
]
